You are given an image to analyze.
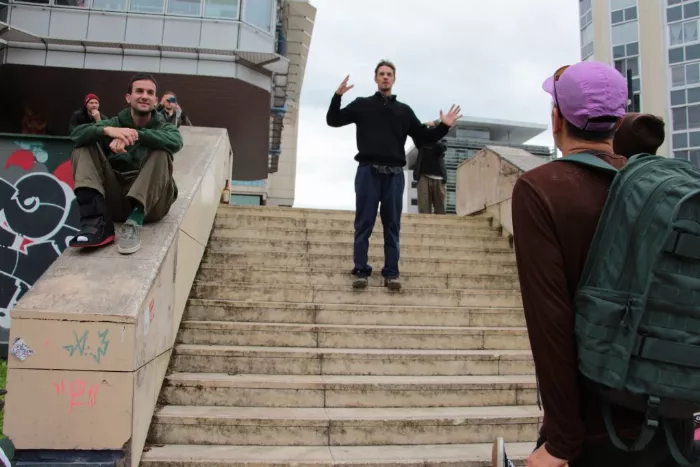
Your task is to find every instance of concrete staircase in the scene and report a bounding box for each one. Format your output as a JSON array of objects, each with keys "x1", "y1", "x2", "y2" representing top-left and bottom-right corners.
[{"x1": 141, "y1": 206, "x2": 539, "y2": 466}]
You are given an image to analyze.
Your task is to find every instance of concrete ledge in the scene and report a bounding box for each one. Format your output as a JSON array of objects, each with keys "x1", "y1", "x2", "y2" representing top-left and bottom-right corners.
[
  {"x1": 455, "y1": 146, "x2": 549, "y2": 236},
  {"x1": 4, "y1": 127, "x2": 232, "y2": 467}
]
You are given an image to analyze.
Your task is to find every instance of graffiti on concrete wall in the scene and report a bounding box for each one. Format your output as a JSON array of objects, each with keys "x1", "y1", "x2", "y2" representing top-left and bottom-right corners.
[{"x1": 0, "y1": 136, "x2": 80, "y2": 345}]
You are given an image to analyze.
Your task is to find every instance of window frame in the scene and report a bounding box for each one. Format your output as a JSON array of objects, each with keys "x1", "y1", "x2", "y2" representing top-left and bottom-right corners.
[{"x1": 241, "y1": 0, "x2": 275, "y2": 33}]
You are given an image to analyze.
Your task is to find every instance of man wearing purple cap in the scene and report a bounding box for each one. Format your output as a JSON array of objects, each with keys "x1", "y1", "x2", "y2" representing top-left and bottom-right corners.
[{"x1": 490, "y1": 61, "x2": 696, "y2": 467}]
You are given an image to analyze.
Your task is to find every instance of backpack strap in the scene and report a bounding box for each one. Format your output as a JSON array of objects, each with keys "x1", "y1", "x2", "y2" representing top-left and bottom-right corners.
[
  {"x1": 601, "y1": 397, "x2": 659, "y2": 452},
  {"x1": 663, "y1": 420, "x2": 700, "y2": 466},
  {"x1": 553, "y1": 153, "x2": 619, "y2": 175}
]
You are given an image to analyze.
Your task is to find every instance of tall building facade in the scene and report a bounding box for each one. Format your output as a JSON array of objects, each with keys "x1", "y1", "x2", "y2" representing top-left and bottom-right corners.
[
  {"x1": 0, "y1": 0, "x2": 315, "y2": 206},
  {"x1": 579, "y1": 0, "x2": 695, "y2": 161},
  {"x1": 404, "y1": 117, "x2": 554, "y2": 214}
]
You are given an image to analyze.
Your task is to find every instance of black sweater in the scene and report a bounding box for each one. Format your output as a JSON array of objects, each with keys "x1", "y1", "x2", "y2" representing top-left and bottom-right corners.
[{"x1": 326, "y1": 92, "x2": 450, "y2": 167}]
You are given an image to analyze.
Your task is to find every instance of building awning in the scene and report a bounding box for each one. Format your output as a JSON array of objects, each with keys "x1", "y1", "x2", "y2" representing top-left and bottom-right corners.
[{"x1": 0, "y1": 21, "x2": 289, "y2": 75}]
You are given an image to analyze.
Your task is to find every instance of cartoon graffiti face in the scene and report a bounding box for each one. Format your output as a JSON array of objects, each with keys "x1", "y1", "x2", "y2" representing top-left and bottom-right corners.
[
  {"x1": 0, "y1": 140, "x2": 81, "y2": 343},
  {"x1": 1, "y1": 172, "x2": 75, "y2": 240}
]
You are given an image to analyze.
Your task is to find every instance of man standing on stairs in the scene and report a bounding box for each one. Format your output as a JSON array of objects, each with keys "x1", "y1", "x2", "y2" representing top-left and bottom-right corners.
[
  {"x1": 326, "y1": 60, "x2": 462, "y2": 290},
  {"x1": 69, "y1": 73, "x2": 182, "y2": 255},
  {"x1": 494, "y1": 61, "x2": 698, "y2": 467}
]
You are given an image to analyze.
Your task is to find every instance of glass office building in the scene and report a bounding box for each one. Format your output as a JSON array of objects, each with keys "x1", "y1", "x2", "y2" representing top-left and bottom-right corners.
[{"x1": 405, "y1": 117, "x2": 554, "y2": 214}]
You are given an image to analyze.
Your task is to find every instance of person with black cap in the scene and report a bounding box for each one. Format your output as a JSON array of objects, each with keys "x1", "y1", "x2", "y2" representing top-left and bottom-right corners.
[
  {"x1": 613, "y1": 112, "x2": 666, "y2": 158},
  {"x1": 69, "y1": 93, "x2": 108, "y2": 132}
]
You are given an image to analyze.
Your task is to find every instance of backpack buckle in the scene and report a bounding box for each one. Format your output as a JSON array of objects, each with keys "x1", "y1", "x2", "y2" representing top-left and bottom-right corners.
[{"x1": 645, "y1": 395, "x2": 661, "y2": 428}]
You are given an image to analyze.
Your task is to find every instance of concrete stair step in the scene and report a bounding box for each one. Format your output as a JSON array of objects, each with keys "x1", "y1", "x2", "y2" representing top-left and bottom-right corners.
[
  {"x1": 141, "y1": 442, "x2": 534, "y2": 466},
  {"x1": 216, "y1": 206, "x2": 494, "y2": 226},
  {"x1": 212, "y1": 226, "x2": 504, "y2": 243},
  {"x1": 190, "y1": 282, "x2": 523, "y2": 308},
  {"x1": 206, "y1": 238, "x2": 515, "y2": 260},
  {"x1": 195, "y1": 266, "x2": 520, "y2": 290},
  {"x1": 171, "y1": 345, "x2": 534, "y2": 376},
  {"x1": 177, "y1": 321, "x2": 530, "y2": 350},
  {"x1": 201, "y1": 252, "x2": 518, "y2": 274},
  {"x1": 161, "y1": 373, "x2": 537, "y2": 408},
  {"x1": 213, "y1": 216, "x2": 497, "y2": 236},
  {"x1": 184, "y1": 300, "x2": 526, "y2": 327},
  {"x1": 147, "y1": 405, "x2": 542, "y2": 446}
]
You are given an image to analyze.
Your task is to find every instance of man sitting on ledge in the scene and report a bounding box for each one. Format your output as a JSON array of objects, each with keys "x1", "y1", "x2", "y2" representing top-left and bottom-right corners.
[{"x1": 69, "y1": 73, "x2": 183, "y2": 255}]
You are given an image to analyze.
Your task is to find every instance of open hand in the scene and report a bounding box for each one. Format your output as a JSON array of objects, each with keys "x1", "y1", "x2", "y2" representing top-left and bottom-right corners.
[
  {"x1": 104, "y1": 127, "x2": 138, "y2": 146},
  {"x1": 527, "y1": 444, "x2": 569, "y2": 467},
  {"x1": 336, "y1": 75, "x2": 354, "y2": 96},
  {"x1": 439, "y1": 105, "x2": 463, "y2": 127}
]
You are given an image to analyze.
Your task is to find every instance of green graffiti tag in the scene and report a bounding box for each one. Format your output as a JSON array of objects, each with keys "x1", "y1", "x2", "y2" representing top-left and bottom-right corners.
[{"x1": 62, "y1": 329, "x2": 110, "y2": 363}]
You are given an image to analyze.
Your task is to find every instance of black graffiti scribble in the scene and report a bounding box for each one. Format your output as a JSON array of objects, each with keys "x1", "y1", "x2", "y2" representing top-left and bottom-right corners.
[{"x1": 0, "y1": 172, "x2": 80, "y2": 332}]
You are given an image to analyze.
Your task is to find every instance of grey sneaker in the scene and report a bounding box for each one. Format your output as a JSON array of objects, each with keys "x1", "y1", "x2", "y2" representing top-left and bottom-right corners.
[
  {"x1": 492, "y1": 437, "x2": 516, "y2": 467},
  {"x1": 384, "y1": 277, "x2": 401, "y2": 290},
  {"x1": 117, "y1": 220, "x2": 142, "y2": 255},
  {"x1": 352, "y1": 275, "x2": 368, "y2": 289}
]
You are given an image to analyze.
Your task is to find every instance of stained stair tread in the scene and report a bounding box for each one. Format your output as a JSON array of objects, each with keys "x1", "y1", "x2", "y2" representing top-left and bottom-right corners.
[{"x1": 141, "y1": 443, "x2": 535, "y2": 464}]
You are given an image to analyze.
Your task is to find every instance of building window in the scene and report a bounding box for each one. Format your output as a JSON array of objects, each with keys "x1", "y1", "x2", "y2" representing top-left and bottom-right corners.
[
  {"x1": 410, "y1": 198, "x2": 418, "y2": 206},
  {"x1": 581, "y1": 23, "x2": 594, "y2": 46},
  {"x1": 674, "y1": 132, "x2": 689, "y2": 148},
  {"x1": 411, "y1": 180, "x2": 418, "y2": 189},
  {"x1": 614, "y1": 57, "x2": 639, "y2": 77},
  {"x1": 685, "y1": 1, "x2": 700, "y2": 19},
  {"x1": 243, "y1": 0, "x2": 274, "y2": 31},
  {"x1": 611, "y1": 9, "x2": 624, "y2": 24},
  {"x1": 167, "y1": 0, "x2": 201, "y2": 15},
  {"x1": 669, "y1": 5, "x2": 683, "y2": 22},
  {"x1": 670, "y1": 47, "x2": 686, "y2": 64},
  {"x1": 612, "y1": 40, "x2": 641, "y2": 111},
  {"x1": 674, "y1": 107, "x2": 689, "y2": 130},
  {"x1": 611, "y1": 7, "x2": 637, "y2": 24},
  {"x1": 672, "y1": 61, "x2": 700, "y2": 87},
  {"x1": 691, "y1": 149, "x2": 700, "y2": 165},
  {"x1": 580, "y1": 0, "x2": 594, "y2": 59},
  {"x1": 689, "y1": 86, "x2": 700, "y2": 103},
  {"x1": 669, "y1": 19, "x2": 699, "y2": 45},
  {"x1": 54, "y1": 0, "x2": 88, "y2": 7},
  {"x1": 672, "y1": 89, "x2": 687, "y2": 105},
  {"x1": 580, "y1": 0, "x2": 593, "y2": 27},
  {"x1": 673, "y1": 104, "x2": 700, "y2": 131},
  {"x1": 204, "y1": 0, "x2": 239, "y2": 19},
  {"x1": 612, "y1": 21, "x2": 639, "y2": 45},
  {"x1": 680, "y1": 147, "x2": 700, "y2": 165},
  {"x1": 611, "y1": 0, "x2": 636, "y2": 9},
  {"x1": 690, "y1": 130, "x2": 700, "y2": 146},
  {"x1": 130, "y1": 0, "x2": 163, "y2": 13},
  {"x1": 92, "y1": 0, "x2": 126, "y2": 10}
]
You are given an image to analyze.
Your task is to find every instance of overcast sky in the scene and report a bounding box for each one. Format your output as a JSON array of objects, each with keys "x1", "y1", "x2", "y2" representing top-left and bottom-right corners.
[{"x1": 293, "y1": 0, "x2": 581, "y2": 210}]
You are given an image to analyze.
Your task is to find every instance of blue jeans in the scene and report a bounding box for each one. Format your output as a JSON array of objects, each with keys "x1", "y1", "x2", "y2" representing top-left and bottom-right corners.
[{"x1": 352, "y1": 164, "x2": 404, "y2": 279}]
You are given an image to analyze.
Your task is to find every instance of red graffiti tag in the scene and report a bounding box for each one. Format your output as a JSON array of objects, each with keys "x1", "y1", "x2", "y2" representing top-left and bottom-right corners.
[
  {"x1": 54, "y1": 380, "x2": 99, "y2": 411},
  {"x1": 52, "y1": 160, "x2": 75, "y2": 189},
  {"x1": 3, "y1": 150, "x2": 35, "y2": 170}
]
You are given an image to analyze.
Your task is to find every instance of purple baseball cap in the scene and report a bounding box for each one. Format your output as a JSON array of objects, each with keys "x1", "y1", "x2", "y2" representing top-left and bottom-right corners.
[{"x1": 543, "y1": 61, "x2": 628, "y2": 132}]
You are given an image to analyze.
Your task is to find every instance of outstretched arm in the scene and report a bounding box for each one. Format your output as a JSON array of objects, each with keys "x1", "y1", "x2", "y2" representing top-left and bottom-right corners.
[
  {"x1": 326, "y1": 75, "x2": 359, "y2": 127},
  {"x1": 407, "y1": 105, "x2": 462, "y2": 143}
]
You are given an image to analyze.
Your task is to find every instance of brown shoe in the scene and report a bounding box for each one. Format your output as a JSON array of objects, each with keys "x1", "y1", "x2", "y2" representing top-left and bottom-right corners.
[{"x1": 384, "y1": 277, "x2": 401, "y2": 291}]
